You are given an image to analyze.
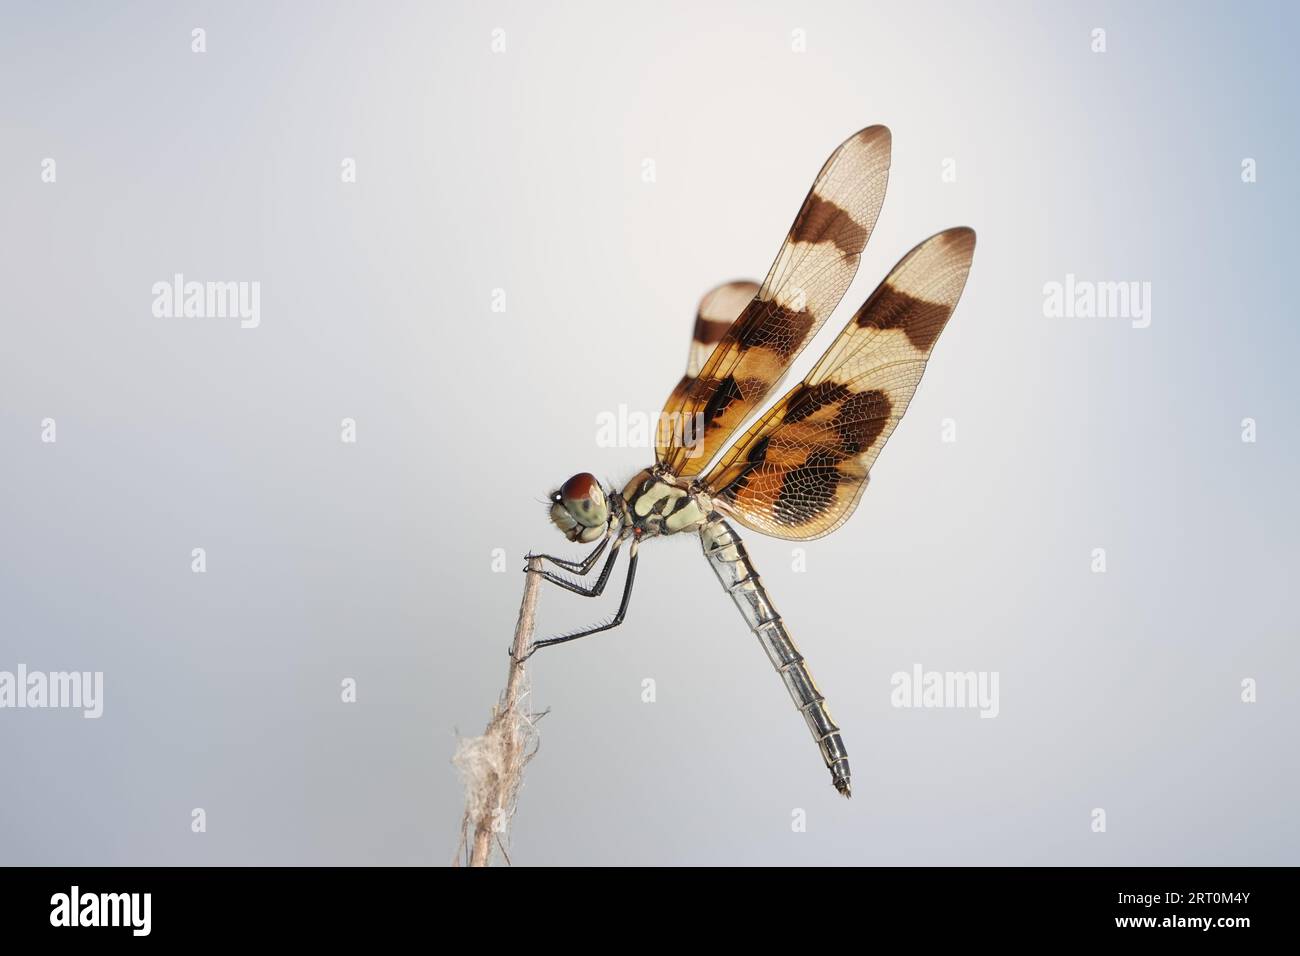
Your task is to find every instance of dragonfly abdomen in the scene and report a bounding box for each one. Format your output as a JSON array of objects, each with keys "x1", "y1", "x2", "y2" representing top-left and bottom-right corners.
[{"x1": 699, "y1": 517, "x2": 852, "y2": 797}]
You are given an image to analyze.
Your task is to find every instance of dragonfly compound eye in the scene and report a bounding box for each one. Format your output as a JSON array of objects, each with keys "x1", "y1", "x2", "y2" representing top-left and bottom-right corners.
[{"x1": 560, "y1": 473, "x2": 608, "y2": 528}]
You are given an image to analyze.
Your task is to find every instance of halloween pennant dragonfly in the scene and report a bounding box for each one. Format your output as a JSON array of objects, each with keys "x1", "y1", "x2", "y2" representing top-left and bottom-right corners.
[{"x1": 524, "y1": 125, "x2": 974, "y2": 796}]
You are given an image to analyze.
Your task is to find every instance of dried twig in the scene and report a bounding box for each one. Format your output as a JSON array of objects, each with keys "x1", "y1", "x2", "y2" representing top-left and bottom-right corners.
[{"x1": 452, "y1": 556, "x2": 542, "y2": 867}]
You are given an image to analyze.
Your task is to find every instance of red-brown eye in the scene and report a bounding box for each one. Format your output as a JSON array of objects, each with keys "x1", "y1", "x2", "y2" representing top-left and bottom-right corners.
[
  {"x1": 560, "y1": 473, "x2": 598, "y2": 502},
  {"x1": 558, "y1": 472, "x2": 608, "y2": 528}
]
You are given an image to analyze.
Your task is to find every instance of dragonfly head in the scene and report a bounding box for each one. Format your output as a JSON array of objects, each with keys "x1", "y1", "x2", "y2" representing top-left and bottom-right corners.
[{"x1": 547, "y1": 472, "x2": 609, "y2": 543}]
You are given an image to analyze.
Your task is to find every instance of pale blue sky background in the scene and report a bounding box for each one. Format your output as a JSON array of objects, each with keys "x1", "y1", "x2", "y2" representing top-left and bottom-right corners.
[{"x1": 1, "y1": 0, "x2": 1296, "y2": 865}]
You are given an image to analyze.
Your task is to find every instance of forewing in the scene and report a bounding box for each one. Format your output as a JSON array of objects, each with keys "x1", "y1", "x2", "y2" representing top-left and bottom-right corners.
[
  {"x1": 703, "y1": 227, "x2": 976, "y2": 540},
  {"x1": 662, "y1": 280, "x2": 761, "y2": 420},
  {"x1": 657, "y1": 126, "x2": 892, "y2": 476}
]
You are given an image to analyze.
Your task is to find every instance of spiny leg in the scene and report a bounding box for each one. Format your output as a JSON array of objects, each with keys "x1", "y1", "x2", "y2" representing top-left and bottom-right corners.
[
  {"x1": 532, "y1": 537, "x2": 624, "y2": 598},
  {"x1": 521, "y1": 544, "x2": 640, "y2": 660},
  {"x1": 526, "y1": 526, "x2": 614, "y2": 575}
]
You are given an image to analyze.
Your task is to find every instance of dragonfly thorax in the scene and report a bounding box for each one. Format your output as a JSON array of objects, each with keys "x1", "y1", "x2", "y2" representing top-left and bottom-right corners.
[{"x1": 621, "y1": 467, "x2": 712, "y2": 538}]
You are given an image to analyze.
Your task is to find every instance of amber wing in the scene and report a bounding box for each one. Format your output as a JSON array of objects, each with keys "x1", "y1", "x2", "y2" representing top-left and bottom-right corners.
[
  {"x1": 661, "y1": 280, "x2": 761, "y2": 441},
  {"x1": 656, "y1": 126, "x2": 892, "y2": 476},
  {"x1": 702, "y1": 227, "x2": 976, "y2": 540}
]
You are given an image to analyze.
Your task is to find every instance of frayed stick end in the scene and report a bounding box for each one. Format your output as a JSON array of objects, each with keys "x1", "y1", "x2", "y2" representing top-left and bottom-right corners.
[{"x1": 452, "y1": 556, "x2": 543, "y2": 867}]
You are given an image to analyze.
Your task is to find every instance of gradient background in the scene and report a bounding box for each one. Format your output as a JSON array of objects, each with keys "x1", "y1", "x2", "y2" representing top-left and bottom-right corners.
[{"x1": 2, "y1": 0, "x2": 1296, "y2": 866}]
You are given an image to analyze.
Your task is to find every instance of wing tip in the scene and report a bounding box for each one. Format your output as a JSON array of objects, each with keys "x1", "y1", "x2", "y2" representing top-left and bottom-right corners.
[
  {"x1": 902, "y1": 226, "x2": 977, "y2": 267},
  {"x1": 856, "y1": 123, "x2": 892, "y2": 145},
  {"x1": 943, "y1": 225, "x2": 976, "y2": 249},
  {"x1": 849, "y1": 124, "x2": 892, "y2": 161},
  {"x1": 925, "y1": 226, "x2": 976, "y2": 263}
]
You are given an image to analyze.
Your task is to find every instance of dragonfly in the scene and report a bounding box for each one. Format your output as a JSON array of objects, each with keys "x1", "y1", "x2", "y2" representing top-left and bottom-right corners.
[{"x1": 522, "y1": 125, "x2": 974, "y2": 796}]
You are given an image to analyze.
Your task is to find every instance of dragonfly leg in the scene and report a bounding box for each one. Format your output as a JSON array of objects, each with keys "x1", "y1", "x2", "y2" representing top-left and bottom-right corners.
[
  {"x1": 518, "y1": 546, "x2": 639, "y2": 660},
  {"x1": 526, "y1": 526, "x2": 613, "y2": 574},
  {"x1": 532, "y1": 538, "x2": 623, "y2": 598}
]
